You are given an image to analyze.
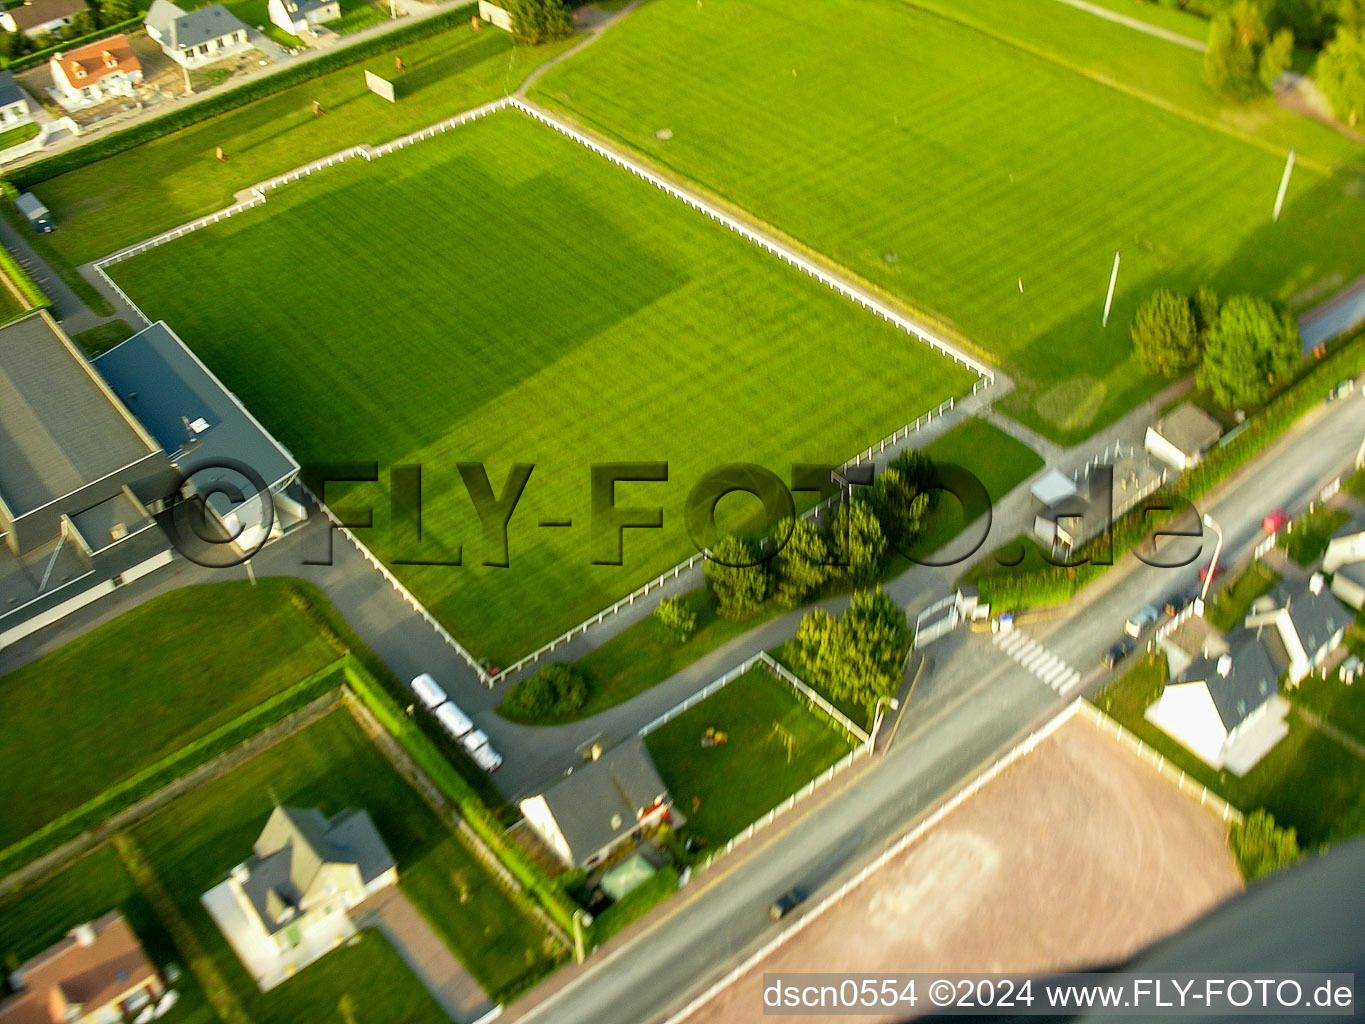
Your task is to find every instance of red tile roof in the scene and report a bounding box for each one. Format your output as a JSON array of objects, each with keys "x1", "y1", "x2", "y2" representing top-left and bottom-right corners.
[{"x1": 52, "y1": 34, "x2": 140, "y2": 88}]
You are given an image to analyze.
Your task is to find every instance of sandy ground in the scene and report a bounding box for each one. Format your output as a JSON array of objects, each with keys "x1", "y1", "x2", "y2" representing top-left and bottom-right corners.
[{"x1": 687, "y1": 715, "x2": 1244, "y2": 1024}]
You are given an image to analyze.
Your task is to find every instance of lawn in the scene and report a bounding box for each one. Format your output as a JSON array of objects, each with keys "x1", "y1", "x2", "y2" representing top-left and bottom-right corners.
[
  {"x1": 110, "y1": 109, "x2": 972, "y2": 664},
  {"x1": 129, "y1": 709, "x2": 560, "y2": 1008},
  {"x1": 0, "y1": 579, "x2": 340, "y2": 849},
  {"x1": 531, "y1": 0, "x2": 1365, "y2": 442},
  {"x1": 70, "y1": 318, "x2": 137, "y2": 355},
  {"x1": 1281, "y1": 504, "x2": 1353, "y2": 566},
  {"x1": 1094, "y1": 653, "x2": 1365, "y2": 846},
  {"x1": 29, "y1": 23, "x2": 576, "y2": 266},
  {"x1": 643, "y1": 665, "x2": 854, "y2": 848},
  {"x1": 0, "y1": 846, "x2": 216, "y2": 1024},
  {"x1": 1205, "y1": 560, "x2": 1280, "y2": 632}
]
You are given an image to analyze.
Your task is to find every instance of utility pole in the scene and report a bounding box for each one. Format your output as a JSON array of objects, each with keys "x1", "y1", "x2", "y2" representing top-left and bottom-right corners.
[
  {"x1": 1272, "y1": 148, "x2": 1296, "y2": 222},
  {"x1": 1102, "y1": 250, "x2": 1120, "y2": 327}
]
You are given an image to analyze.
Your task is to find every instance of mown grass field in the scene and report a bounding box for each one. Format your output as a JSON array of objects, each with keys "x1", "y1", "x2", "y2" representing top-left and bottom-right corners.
[
  {"x1": 129, "y1": 710, "x2": 559, "y2": 1008},
  {"x1": 531, "y1": 0, "x2": 1365, "y2": 442},
  {"x1": 644, "y1": 666, "x2": 853, "y2": 847},
  {"x1": 0, "y1": 580, "x2": 339, "y2": 849},
  {"x1": 111, "y1": 109, "x2": 972, "y2": 663},
  {"x1": 29, "y1": 23, "x2": 574, "y2": 266}
]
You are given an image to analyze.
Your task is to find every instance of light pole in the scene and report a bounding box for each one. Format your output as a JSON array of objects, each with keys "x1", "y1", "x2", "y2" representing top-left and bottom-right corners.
[
  {"x1": 868, "y1": 696, "x2": 899, "y2": 755},
  {"x1": 1195, "y1": 513, "x2": 1223, "y2": 615},
  {"x1": 572, "y1": 909, "x2": 593, "y2": 964}
]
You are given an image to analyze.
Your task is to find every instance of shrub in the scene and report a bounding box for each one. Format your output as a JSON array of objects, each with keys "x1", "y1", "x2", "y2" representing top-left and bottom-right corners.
[
  {"x1": 506, "y1": 0, "x2": 571, "y2": 45},
  {"x1": 703, "y1": 535, "x2": 770, "y2": 620},
  {"x1": 1229, "y1": 809, "x2": 1301, "y2": 880},
  {"x1": 653, "y1": 595, "x2": 697, "y2": 645},
  {"x1": 502, "y1": 662, "x2": 588, "y2": 719}
]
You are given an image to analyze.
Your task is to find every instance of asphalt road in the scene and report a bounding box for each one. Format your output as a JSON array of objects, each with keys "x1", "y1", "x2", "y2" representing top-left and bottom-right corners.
[{"x1": 515, "y1": 389, "x2": 1365, "y2": 1024}]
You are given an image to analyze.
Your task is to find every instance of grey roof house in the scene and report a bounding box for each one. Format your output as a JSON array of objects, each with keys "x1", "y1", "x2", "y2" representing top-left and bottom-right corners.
[
  {"x1": 0, "y1": 0, "x2": 87, "y2": 38},
  {"x1": 0, "y1": 70, "x2": 34, "y2": 131},
  {"x1": 519, "y1": 738, "x2": 672, "y2": 869},
  {"x1": 145, "y1": 0, "x2": 251, "y2": 68},
  {"x1": 1145, "y1": 402, "x2": 1223, "y2": 472},
  {"x1": 1245, "y1": 575, "x2": 1351, "y2": 685}
]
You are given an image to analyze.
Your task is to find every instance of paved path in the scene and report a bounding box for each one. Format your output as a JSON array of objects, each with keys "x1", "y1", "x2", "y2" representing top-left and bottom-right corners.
[
  {"x1": 1051, "y1": 0, "x2": 1206, "y2": 51},
  {"x1": 1301, "y1": 271, "x2": 1365, "y2": 351},
  {"x1": 355, "y1": 888, "x2": 493, "y2": 1024},
  {"x1": 0, "y1": 214, "x2": 114, "y2": 335}
]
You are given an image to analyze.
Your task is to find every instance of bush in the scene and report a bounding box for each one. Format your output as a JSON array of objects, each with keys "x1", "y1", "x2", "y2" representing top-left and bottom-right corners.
[
  {"x1": 501, "y1": 662, "x2": 589, "y2": 719},
  {"x1": 1132, "y1": 288, "x2": 1200, "y2": 378},
  {"x1": 703, "y1": 535, "x2": 770, "y2": 620},
  {"x1": 653, "y1": 595, "x2": 696, "y2": 645},
  {"x1": 506, "y1": 0, "x2": 571, "y2": 45},
  {"x1": 1229, "y1": 809, "x2": 1301, "y2": 880}
]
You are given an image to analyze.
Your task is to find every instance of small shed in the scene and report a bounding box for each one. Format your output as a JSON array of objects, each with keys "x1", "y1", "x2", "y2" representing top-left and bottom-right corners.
[
  {"x1": 600, "y1": 852, "x2": 659, "y2": 901},
  {"x1": 1145, "y1": 403, "x2": 1222, "y2": 472},
  {"x1": 1029, "y1": 468, "x2": 1079, "y2": 509},
  {"x1": 15, "y1": 191, "x2": 52, "y2": 232}
]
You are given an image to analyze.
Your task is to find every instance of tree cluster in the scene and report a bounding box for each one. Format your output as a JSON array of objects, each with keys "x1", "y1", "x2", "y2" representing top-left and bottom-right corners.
[
  {"x1": 1203, "y1": 0, "x2": 1294, "y2": 101},
  {"x1": 505, "y1": 0, "x2": 572, "y2": 46},
  {"x1": 0, "y1": 0, "x2": 136, "y2": 61},
  {"x1": 1228, "y1": 809, "x2": 1301, "y2": 880},
  {"x1": 652, "y1": 595, "x2": 697, "y2": 645},
  {"x1": 1132, "y1": 288, "x2": 1300, "y2": 409},
  {"x1": 785, "y1": 588, "x2": 911, "y2": 715},
  {"x1": 501, "y1": 662, "x2": 588, "y2": 719},
  {"x1": 1318, "y1": 0, "x2": 1365, "y2": 125}
]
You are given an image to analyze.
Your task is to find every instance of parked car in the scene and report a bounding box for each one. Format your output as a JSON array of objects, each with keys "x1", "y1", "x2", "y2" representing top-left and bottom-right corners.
[
  {"x1": 770, "y1": 887, "x2": 805, "y2": 921},
  {"x1": 1326, "y1": 379, "x2": 1356, "y2": 402},
  {"x1": 1199, "y1": 562, "x2": 1223, "y2": 584},
  {"x1": 1102, "y1": 637, "x2": 1137, "y2": 670},
  {"x1": 1162, "y1": 586, "x2": 1200, "y2": 617},
  {"x1": 1263, "y1": 510, "x2": 1290, "y2": 534},
  {"x1": 1124, "y1": 605, "x2": 1160, "y2": 638},
  {"x1": 15, "y1": 192, "x2": 53, "y2": 233}
]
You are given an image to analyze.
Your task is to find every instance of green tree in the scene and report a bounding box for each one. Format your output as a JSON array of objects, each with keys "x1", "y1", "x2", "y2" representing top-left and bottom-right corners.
[
  {"x1": 1131, "y1": 288, "x2": 1200, "y2": 378},
  {"x1": 502, "y1": 662, "x2": 588, "y2": 719},
  {"x1": 506, "y1": 0, "x2": 572, "y2": 45},
  {"x1": 1319, "y1": 27, "x2": 1365, "y2": 125},
  {"x1": 865, "y1": 465, "x2": 931, "y2": 551},
  {"x1": 653, "y1": 595, "x2": 697, "y2": 645},
  {"x1": 1205, "y1": 1, "x2": 1271, "y2": 100},
  {"x1": 1192, "y1": 287, "x2": 1221, "y2": 347},
  {"x1": 772, "y1": 517, "x2": 836, "y2": 608},
  {"x1": 1228, "y1": 809, "x2": 1301, "y2": 880},
  {"x1": 1197, "y1": 294, "x2": 1301, "y2": 408},
  {"x1": 833, "y1": 499, "x2": 887, "y2": 586},
  {"x1": 786, "y1": 588, "x2": 910, "y2": 714},
  {"x1": 97, "y1": 0, "x2": 137, "y2": 23},
  {"x1": 69, "y1": 9, "x2": 98, "y2": 36},
  {"x1": 1341, "y1": 0, "x2": 1365, "y2": 31},
  {"x1": 1259, "y1": 28, "x2": 1295, "y2": 91},
  {"x1": 0, "y1": 31, "x2": 25, "y2": 60},
  {"x1": 703, "y1": 535, "x2": 770, "y2": 620},
  {"x1": 1266, "y1": 0, "x2": 1335, "y2": 47}
]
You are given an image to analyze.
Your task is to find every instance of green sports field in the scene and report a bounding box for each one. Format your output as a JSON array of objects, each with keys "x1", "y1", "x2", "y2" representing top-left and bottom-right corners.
[
  {"x1": 110, "y1": 109, "x2": 972, "y2": 664},
  {"x1": 530, "y1": 0, "x2": 1365, "y2": 441}
]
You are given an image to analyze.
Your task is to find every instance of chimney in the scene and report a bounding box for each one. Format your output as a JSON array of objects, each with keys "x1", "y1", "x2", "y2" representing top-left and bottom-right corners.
[
  {"x1": 1216, "y1": 653, "x2": 1233, "y2": 677},
  {"x1": 1309, "y1": 573, "x2": 1324, "y2": 595},
  {"x1": 70, "y1": 922, "x2": 96, "y2": 947}
]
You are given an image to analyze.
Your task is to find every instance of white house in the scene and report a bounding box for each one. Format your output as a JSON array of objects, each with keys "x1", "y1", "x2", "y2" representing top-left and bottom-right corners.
[
  {"x1": 1146, "y1": 634, "x2": 1288, "y2": 775},
  {"x1": 1324, "y1": 527, "x2": 1365, "y2": 574},
  {"x1": 520, "y1": 738, "x2": 671, "y2": 869},
  {"x1": 0, "y1": 72, "x2": 34, "y2": 134},
  {"x1": 1144, "y1": 403, "x2": 1223, "y2": 472},
  {"x1": 1332, "y1": 561, "x2": 1365, "y2": 612},
  {"x1": 145, "y1": 0, "x2": 251, "y2": 68},
  {"x1": 0, "y1": 0, "x2": 88, "y2": 38},
  {"x1": 267, "y1": 0, "x2": 339, "y2": 38},
  {"x1": 49, "y1": 34, "x2": 142, "y2": 110},
  {"x1": 1245, "y1": 575, "x2": 1351, "y2": 686}
]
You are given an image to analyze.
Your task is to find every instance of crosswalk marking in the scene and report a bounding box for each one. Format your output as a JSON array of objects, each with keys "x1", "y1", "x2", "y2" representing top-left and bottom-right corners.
[{"x1": 992, "y1": 629, "x2": 1084, "y2": 696}]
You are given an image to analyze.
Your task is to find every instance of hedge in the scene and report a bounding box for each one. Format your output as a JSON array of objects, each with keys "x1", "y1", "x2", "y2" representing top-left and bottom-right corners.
[
  {"x1": 587, "y1": 866, "x2": 678, "y2": 946},
  {"x1": 0, "y1": 240, "x2": 51, "y2": 314},
  {"x1": 341, "y1": 659, "x2": 583, "y2": 941},
  {"x1": 3, "y1": 15, "x2": 145, "y2": 73},
  {"x1": 9, "y1": 3, "x2": 475, "y2": 189},
  {"x1": 975, "y1": 330, "x2": 1365, "y2": 608},
  {"x1": 0, "y1": 657, "x2": 346, "y2": 880}
]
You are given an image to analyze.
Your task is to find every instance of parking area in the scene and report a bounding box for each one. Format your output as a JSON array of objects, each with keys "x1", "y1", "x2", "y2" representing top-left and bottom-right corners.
[{"x1": 685, "y1": 714, "x2": 1243, "y2": 1024}]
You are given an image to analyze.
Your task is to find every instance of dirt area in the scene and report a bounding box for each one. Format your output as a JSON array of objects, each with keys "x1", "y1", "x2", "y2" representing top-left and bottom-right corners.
[{"x1": 687, "y1": 715, "x2": 1243, "y2": 1024}]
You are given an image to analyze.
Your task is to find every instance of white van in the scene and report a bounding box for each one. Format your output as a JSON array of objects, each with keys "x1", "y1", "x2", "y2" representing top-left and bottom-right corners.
[
  {"x1": 470, "y1": 743, "x2": 503, "y2": 773},
  {"x1": 410, "y1": 673, "x2": 448, "y2": 710},
  {"x1": 461, "y1": 728, "x2": 489, "y2": 754},
  {"x1": 434, "y1": 702, "x2": 473, "y2": 740}
]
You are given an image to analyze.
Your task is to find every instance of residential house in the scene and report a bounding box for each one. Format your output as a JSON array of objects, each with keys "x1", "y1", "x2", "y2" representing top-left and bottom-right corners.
[
  {"x1": 267, "y1": 0, "x2": 339, "y2": 38},
  {"x1": 1331, "y1": 560, "x2": 1365, "y2": 611},
  {"x1": 0, "y1": 72, "x2": 34, "y2": 133},
  {"x1": 1245, "y1": 575, "x2": 1351, "y2": 686},
  {"x1": 1144, "y1": 402, "x2": 1223, "y2": 472},
  {"x1": 144, "y1": 0, "x2": 250, "y2": 68},
  {"x1": 1145, "y1": 633, "x2": 1289, "y2": 775},
  {"x1": 0, "y1": 911, "x2": 166, "y2": 1024},
  {"x1": 49, "y1": 34, "x2": 141, "y2": 110},
  {"x1": 1324, "y1": 527, "x2": 1365, "y2": 574},
  {"x1": 519, "y1": 737, "x2": 672, "y2": 869},
  {"x1": 0, "y1": 0, "x2": 88, "y2": 39}
]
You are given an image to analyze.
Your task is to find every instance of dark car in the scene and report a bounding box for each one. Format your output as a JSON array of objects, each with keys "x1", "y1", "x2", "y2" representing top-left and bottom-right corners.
[
  {"x1": 1102, "y1": 637, "x2": 1137, "y2": 670},
  {"x1": 1162, "y1": 586, "x2": 1200, "y2": 617},
  {"x1": 770, "y1": 887, "x2": 805, "y2": 920}
]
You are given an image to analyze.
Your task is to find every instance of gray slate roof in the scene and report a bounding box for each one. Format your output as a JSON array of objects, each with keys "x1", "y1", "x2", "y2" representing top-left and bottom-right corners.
[
  {"x1": 93, "y1": 321, "x2": 298, "y2": 498},
  {"x1": 0, "y1": 313, "x2": 159, "y2": 516},
  {"x1": 1178, "y1": 632, "x2": 1279, "y2": 731},
  {"x1": 145, "y1": 0, "x2": 247, "y2": 50},
  {"x1": 0, "y1": 70, "x2": 27, "y2": 109},
  {"x1": 279, "y1": 0, "x2": 329, "y2": 16},
  {"x1": 1152, "y1": 402, "x2": 1223, "y2": 456},
  {"x1": 4, "y1": 0, "x2": 87, "y2": 31},
  {"x1": 538, "y1": 738, "x2": 670, "y2": 863},
  {"x1": 1274, "y1": 582, "x2": 1350, "y2": 655}
]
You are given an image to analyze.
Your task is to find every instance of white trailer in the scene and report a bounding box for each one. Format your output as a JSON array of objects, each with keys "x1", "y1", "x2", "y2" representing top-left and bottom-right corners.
[
  {"x1": 410, "y1": 673, "x2": 448, "y2": 710},
  {"x1": 435, "y1": 702, "x2": 473, "y2": 740}
]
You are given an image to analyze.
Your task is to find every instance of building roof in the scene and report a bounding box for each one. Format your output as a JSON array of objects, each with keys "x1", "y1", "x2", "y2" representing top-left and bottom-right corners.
[
  {"x1": 1336, "y1": 560, "x2": 1365, "y2": 590},
  {"x1": 1152, "y1": 403, "x2": 1223, "y2": 457},
  {"x1": 243, "y1": 806, "x2": 395, "y2": 934},
  {"x1": 1270, "y1": 579, "x2": 1351, "y2": 655},
  {"x1": 0, "y1": 911, "x2": 157, "y2": 1024},
  {"x1": 0, "y1": 313, "x2": 161, "y2": 518},
  {"x1": 52, "y1": 34, "x2": 140, "y2": 88},
  {"x1": 1029, "y1": 468, "x2": 1079, "y2": 508},
  {"x1": 93, "y1": 321, "x2": 298, "y2": 497},
  {"x1": 278, "y1": 0, "x2": 330, "y2": 16},
  {"x1": 3, "y1": 0, "x2": 87, "y2": 31},
  {"x1": 536, "y1": 738, "x2": 670, "y2": 862},
  {"x1": 1178, "y1": 633, "x2": 1280, "y2": 731},
  {"x1": 145, "y1": 0, "x2": 248, "y2": 50},
  {"x1": 0, "y1": 70, "x2": 27, "y2": 108}
]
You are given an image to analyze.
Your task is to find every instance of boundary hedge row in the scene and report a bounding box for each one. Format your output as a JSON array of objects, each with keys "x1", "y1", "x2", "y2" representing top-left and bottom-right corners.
[
  {"x1": 975, "y1": 330, "x2": 1365, "y2": 608},
  {"x1": 0, "y1": 241, "x2": 51, "y2": 315},
  {"x1": 9, "y1": 3, "x2": 474, "y2": 189},
  {"x1": 0, "y1": 657, "x2": 345, "y2": 880}
]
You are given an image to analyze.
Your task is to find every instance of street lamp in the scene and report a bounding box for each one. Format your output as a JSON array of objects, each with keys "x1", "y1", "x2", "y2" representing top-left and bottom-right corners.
[
  {"x1": 572, "y1": 909, "x2": 593, "y2": 964},
  {"x1": 868, "y1": 696, "x2": 900, "y2": 755},
  {"x1": 1195, "y1": 513, "x2": 1224, "y2": 615}
]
